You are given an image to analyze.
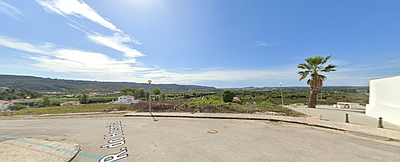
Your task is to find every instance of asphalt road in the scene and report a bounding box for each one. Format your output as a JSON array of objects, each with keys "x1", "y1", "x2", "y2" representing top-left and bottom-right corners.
[{"x1": 1, "y1": 117, "x2": 400, "y2": 162}]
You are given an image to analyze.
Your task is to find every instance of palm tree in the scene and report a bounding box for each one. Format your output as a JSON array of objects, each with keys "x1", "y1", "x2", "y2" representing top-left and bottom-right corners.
[{"x1": 298, "y1": 55, "x2": 337, "y2": 108}]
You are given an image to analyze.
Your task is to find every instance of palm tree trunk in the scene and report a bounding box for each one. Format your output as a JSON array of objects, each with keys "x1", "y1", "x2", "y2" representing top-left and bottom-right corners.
[{"x1": 308, "y1": 88, "x2": 318, "y2": 108}]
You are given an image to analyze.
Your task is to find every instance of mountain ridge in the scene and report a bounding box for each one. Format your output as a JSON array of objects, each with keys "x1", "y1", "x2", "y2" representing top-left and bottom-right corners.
[{"x1": 0, "y1": 74, "x2": 216, "y2": 92}]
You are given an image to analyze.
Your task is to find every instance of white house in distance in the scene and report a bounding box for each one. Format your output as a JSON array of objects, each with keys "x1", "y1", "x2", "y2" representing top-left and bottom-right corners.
[
  {"x1": 366, "y1": 76, "x2": 400, "y2": 126},
  {"x1": 60, "y1": 101, "x2": 80, "y2": 106},
  {"x1": 0, "y1": 100, "x2": 13, "y2": 112},
  {"x1": 117, "y1": 95, "x2": 136, "y2": 104}
]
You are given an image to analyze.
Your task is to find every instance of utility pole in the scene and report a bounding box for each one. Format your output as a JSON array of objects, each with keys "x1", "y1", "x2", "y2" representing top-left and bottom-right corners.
[
  {"x1": 279, "y1": 82, "x2": 284, "y2": 106},
  {"x1": 148, "y1": 80, "x2": 152, "y2": 113}
]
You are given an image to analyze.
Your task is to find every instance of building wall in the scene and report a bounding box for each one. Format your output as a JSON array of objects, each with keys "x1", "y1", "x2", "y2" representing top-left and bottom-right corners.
[
  {"x1": 118, "y1": 96, "x2": 135, "y2": 104},
  {"x1": 0, "y1": 102, "x2": 11, "y2": 112},
  {"x1": 366, "y1": 76, "x2": 400, "y2": 126}
]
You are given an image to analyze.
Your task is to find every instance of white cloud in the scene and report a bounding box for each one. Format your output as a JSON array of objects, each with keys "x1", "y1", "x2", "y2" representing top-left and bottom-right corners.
[
  {"x1": 141, "y1": 67, "x2": 299, "y2": 85},
  {"x1": 0, "y1": 0, "x2": 25, "y2": 21},
  {"x1": 29, "y1": 49, "x2": 149, "y2": 75},
  {"x1": 0, "y1": 35, "x2": 49, "y2": 54},
  {"x1": 0, "y1": 35, "x2": 150, "y2": 79},
  {"x1": 87, "y1": 33, "x2": 143, "y2": 59},
  {"x1": 37, "y1": 0, "x2": 120, "y2": 32},
  {"x1": 37, "y1": 0, "x2": 143, "y2": 62},
  {"x1": 2, "y1": 34, "x2": 398, "y2": 87}
]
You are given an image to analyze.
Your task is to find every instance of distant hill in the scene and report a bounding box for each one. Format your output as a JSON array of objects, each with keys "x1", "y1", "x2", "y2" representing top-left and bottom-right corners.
[{"x1": 0, "y1": 74, "x2": 216, "y2": 92}]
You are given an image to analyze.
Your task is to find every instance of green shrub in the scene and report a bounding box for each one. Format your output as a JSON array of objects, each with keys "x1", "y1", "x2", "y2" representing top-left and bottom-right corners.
[
  {"x1": 182, "y1": 102, "x2": 188, "y2": 108},
  {"x1": 222, "y1": 89, "x2": 235, "y2": 102},
  {"x1": 8, "y1": 104, "x2": 26, "y2": 111}
]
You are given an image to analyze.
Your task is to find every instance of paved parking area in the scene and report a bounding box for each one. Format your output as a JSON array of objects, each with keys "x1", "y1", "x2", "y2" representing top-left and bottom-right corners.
[
  {"x1": 1, "y1": 117, "x2": 400, "y2": 162},
  {"x1": 287, "y1": 105, "x2": 400, "y2": 131}
]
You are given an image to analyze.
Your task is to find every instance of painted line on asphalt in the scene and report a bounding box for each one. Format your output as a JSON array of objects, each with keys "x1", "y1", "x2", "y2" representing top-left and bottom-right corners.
[{"x1": 0, "y1": 136, "x2": 118, "y2": 161}]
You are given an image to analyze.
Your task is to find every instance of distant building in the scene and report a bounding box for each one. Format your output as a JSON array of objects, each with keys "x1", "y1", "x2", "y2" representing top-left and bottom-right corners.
[
  {"x1": 0, "y1": 100, "x2": 13, "y2": 112},
  {"x1": 290, "y1": 103, "x2": 305, "y2": 106},
  {"x1": 232, "y1": 97, "x2": 241, "y2": 103},
  {"x1": 60, "y1": 101, "x2": 80, "y2": 106},
  {"x1": 117, "y1": 95, "x2": 135, "y2": 104},
  {"x1": 88, "y1": 93, "x2": 107, "y2": 97},
  {"x1": 134, "y1": 99, "x2": 143, "y2": 103},
  {"x1": 366, "y1": 76, "x2": 400, "y2": 126},
  {"x1": 0, "y1": 87, "x2": 9, "y2": 91}
]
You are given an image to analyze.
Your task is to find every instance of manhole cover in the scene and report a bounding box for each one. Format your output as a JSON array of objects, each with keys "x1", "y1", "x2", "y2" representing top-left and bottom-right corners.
[{"x1": 207, "y1": 130, "x2": 218, "y2": 134}]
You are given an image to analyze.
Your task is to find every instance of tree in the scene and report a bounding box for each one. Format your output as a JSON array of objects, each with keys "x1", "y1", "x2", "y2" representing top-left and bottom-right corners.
[
  {"x1": 267, "y1": 97, "x2": 278, "y2": 105},
  {"x1": 160, "y1": 92, "x2": 166, "y2": 100},
  {"x1": 145, "y1": 91, "x2": 149, "y2": 101},
  {"x1": 121, "y1": 87, "x2": 132, "y2": 95},
  {"x1": 222, "y1": 89, "x2": 235, "y2": 102},
  {"x1": 152, "y1": 88, "x2": 161, "y2": 95},
  {"x1": 137, "y1": 88, "x2": 145, "y2": 98},
  {"x1": 42, "y1": 95, "x2": 50, "y2": 107},
  {"x1": 298, "y1": 55, "x2": 337, "y2": 108},
  {"x1": 121, "y1": 88, "x2": 137, "y2": 96},
  {"x1": 79, "y1": 94, "x2": 89, "y2": 104}
]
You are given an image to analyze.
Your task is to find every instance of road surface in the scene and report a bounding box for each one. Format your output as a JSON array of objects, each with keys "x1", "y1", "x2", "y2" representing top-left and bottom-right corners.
[{"x1": 1, "y1": 117, "x2": 400, "y2": 162}]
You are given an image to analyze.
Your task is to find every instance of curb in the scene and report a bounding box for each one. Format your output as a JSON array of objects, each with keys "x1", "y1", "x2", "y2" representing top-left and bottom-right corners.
[{"x1": 126, "y1": 113, "x2": 348, "y2": 131}]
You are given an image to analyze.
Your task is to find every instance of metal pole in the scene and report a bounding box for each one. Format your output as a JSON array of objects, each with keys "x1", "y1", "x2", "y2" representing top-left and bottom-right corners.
[
  {"x1": 149, "y1": 83, "x2": 151, "y2": 113},
  {"x1": 378, "y1": 117, "x2": 384, "y2": 128},
  {"x1": 280, "y1": 83, "x2": 283, "y2": 106}
]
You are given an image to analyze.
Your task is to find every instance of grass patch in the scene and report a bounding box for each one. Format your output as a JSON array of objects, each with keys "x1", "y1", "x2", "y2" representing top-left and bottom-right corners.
[{"x1": 1, "y1": 103, "x2": 123, "y2": 116}]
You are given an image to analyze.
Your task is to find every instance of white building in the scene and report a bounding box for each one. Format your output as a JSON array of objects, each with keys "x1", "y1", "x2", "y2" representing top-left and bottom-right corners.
[
  {"x1": 117, "y1": 95, "x2": 135, "y2": 104},
  {"x1": 366, "y1": 76, "x2": 400, "y2": 126},
  {"x1": 60, "y1": 101, "x2": 80, "y2": 106},
  {"x1": 0, "y1": 100, "x2": 12, "y2": 112}
]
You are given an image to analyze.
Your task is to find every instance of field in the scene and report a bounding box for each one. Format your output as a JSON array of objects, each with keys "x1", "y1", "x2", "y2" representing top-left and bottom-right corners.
[{"x1": 1, "y1": 99, "x2": 306, "y2": 117}]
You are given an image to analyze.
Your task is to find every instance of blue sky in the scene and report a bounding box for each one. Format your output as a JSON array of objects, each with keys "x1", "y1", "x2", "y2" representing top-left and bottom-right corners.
[{"x1": 0, "y1": 0, "x2": 399, "y2": 88}]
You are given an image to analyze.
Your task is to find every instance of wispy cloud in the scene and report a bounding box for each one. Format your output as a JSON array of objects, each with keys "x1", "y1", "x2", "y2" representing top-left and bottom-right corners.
[
  {"x1": 250, "y1": 41, "x2": 275, "y2": 47},
  {"x1": 37, "y1": 0, "x2": 120, "y2": 32},
  {"x1": 87, "y1": 33, "x2": 143, "y2": 59},
  {"x1": 0, "y1": 35, "x2": 150, "y2": 79},
  {"x1": 37, "y1": 0, "x2": 143, "y2": 63},
  {"x1": 0, "y1": 34, "x2": 299, "y2": 85},
  {"x1": 3, "y1": 33, "x2": 396, "y2": 87},
  {"x1": 0, "y1": 35, "x2": 49, "y2": 54},
  {"x1": 0, "y1": 0, "x2": 25, "y2": 21}
]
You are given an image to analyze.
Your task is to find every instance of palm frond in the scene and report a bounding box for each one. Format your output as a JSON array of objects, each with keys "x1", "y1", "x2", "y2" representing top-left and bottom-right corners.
[
  {"x1": 322, "y1": 64, "x2": 337, "y2": 72},
  {"x1": 321, "y1": 55, "x2": 332, "y2": 64},
  {"x1": 298, "y1": 71, "x2": 310, "y2": 81},
  {"x1": 297, "y1": 63, "x2": 311, "y2": 69}
]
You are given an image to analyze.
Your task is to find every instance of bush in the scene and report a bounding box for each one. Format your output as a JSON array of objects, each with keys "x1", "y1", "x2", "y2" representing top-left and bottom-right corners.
[
  {"x1": 182, "y1": 102, "x2": 188, "y2": 108},
  {"x1": 222, "y1": 89, "x2": 235, "y2": 102},
  {"x1": 8, "y1": 104, "x2": 26, "y2": 111}
]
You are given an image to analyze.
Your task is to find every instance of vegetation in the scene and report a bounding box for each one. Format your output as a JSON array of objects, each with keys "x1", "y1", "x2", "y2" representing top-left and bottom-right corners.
[
  {"x1": 0, "y1": 74, "x2": 216, "y2": 92},
  {"x1": 0, "y1": 89, "x2": 41, "y2": 100},
  {"x1": 41, "y1": 95, "x2": 50, "y2": 107},
  {"x1": 121, "y1": 87, "x2": 137, "y2": 95},
  {"x1": 222, "y1": 89, "x2": 235, "y2": 102},
  {"x1": 8, "y1": 104, "x2": 26, "y2": 111},
  {"x1": 79, "y1": 94, "x2": 89, "y2": 104},
  {"x1": 152, "y1": 88, "x2": 161, "y2": 95},
  {"x1": 1, "y1": 104, "x2": 122, "y2": 116},
  {"x1": 1, "y1": 87, "x2": 368, "y2": 116},
  {"x1": 298, "y1": 55, "x2": 337, "y2": 108},
  {"x1": 1, "y1": 100, "x2": 305, "y2": 117}
]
